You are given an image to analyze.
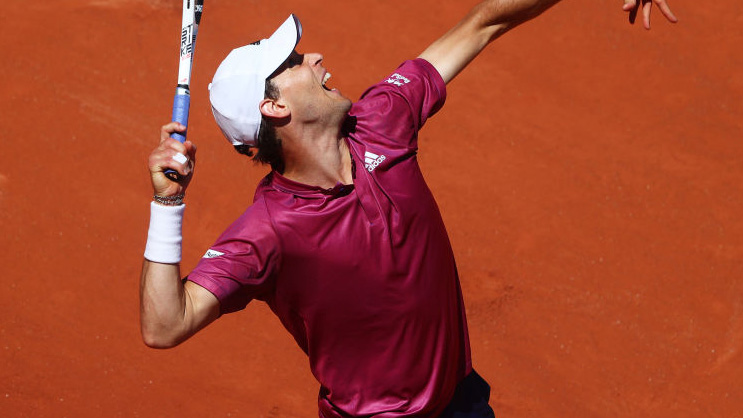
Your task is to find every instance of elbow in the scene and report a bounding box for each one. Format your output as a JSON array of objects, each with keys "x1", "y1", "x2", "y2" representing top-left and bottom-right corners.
[
  {"x1": 140, "y1": 324, "x2": 184, "y2": 349},
  {"x1": 141, "y1": 335, "x2": 178, "y2": 350}
]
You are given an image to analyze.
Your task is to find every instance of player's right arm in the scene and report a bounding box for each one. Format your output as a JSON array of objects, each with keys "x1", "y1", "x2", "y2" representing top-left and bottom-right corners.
[{"x1": 140, "y1": 122, "x2": 220, "y2": 349}]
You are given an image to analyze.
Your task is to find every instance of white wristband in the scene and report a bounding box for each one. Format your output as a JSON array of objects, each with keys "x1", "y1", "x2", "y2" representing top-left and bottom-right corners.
[{"x1": 144, "y1": 201, "x2": 185, "y2": 264}]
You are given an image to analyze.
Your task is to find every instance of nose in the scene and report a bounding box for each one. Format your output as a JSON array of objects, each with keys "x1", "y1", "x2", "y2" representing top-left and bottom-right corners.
[{"x1": 305, "y1": 52, "x2": 324, "y2": 67}]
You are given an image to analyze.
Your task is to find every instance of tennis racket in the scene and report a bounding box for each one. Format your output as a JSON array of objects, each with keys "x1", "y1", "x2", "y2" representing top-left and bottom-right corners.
[{"x1": 165, "y1": 0, "x2": 204, "y2": 181}]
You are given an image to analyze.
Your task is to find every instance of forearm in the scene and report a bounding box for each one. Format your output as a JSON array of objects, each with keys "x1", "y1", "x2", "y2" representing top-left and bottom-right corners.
[
  {"x1": 419, "y1": 0, "x2": 563, "y2": 83},
  {"x1": 472, "y1": 0, "x2": 563, "y2": 36}
]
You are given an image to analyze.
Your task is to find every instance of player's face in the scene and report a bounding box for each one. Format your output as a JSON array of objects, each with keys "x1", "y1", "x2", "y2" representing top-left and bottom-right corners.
[{"x1": 270, "y1": 51, "x2": 351, "y2": 125}]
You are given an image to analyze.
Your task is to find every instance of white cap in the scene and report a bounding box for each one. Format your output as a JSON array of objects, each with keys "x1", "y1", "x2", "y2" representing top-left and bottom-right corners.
[{"x1": 208, "y1": 14, "x2": 302, "y2": 147}]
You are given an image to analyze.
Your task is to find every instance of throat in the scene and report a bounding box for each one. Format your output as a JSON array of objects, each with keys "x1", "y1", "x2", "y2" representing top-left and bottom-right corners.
[{"x1": 282, "y1": 138, "x2": 354, "y2": 189}]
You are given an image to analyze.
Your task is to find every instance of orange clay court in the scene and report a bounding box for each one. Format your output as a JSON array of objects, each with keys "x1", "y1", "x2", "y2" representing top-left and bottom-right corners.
[{"x1": 1, "y1": 1, "x2": 741, "y2": 416}]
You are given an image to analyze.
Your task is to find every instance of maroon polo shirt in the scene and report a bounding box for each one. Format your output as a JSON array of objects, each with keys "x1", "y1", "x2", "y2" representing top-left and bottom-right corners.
[{"x1": 188, "y1": 59, "x2": 472, "y2": 417}]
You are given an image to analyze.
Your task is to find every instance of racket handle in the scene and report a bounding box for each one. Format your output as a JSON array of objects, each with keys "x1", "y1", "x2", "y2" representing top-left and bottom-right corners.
[
  {"x1": 165, "y1": 88, "x2": 190, "y2": 180},
  {"x1": 170, "y1": 88, "x2": 190, "y2": 142}
]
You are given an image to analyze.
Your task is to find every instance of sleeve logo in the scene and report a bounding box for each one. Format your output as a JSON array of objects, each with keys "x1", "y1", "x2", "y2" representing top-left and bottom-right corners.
[
  {"x1": 203, "y1": 249, "x2": 225, "y2": 258},
  {"x1": 385, "y1": 73, "x2": 410, "y2": 87}
]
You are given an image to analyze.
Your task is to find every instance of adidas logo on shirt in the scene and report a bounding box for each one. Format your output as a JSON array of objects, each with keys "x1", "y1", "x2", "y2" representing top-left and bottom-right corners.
[{"x1": 364, "y1": 151, "x2": 386, "y2": 172}]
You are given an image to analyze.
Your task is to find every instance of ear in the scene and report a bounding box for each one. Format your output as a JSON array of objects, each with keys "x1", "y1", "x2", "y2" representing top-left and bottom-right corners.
[{"x1": 259, "y1": 98, "x2": 289, "y2": 119}]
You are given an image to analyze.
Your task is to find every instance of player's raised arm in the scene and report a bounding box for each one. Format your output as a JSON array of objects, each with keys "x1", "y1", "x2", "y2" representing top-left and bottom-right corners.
[
  {"x1": 140, "y1": 122, "x2": 220, "y2": 349},
  {"x1": 420, "y1": 0, "x2": 678, "y2": 84},
  {"x1": 419, "y1": 0, "x2": 563, "y2": 84}
]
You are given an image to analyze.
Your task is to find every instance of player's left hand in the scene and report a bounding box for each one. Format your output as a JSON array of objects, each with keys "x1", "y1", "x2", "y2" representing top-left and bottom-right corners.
[{"x1": 623, "y1": 0, "x2": 677, "y2": 29}]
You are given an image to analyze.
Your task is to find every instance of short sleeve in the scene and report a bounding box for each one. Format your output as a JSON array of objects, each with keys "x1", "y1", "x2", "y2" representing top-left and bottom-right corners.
[
  {"x1": 187, "y1": 199, "x2": 280, "y2": 314},
  {"x1": 349, "y1": 59, "x2": 446, "y2": 151}
]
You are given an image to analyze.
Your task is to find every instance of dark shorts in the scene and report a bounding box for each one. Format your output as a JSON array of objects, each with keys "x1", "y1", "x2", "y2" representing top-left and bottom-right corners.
[{"x1": 438, "y1": 370, "x2": 495, "y2": 418}]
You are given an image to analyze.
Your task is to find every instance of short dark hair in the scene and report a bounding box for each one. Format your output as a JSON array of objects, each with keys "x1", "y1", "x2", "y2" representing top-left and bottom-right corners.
[{"x1": 234, "y1": 77, "x2": 284, "y2": 173}]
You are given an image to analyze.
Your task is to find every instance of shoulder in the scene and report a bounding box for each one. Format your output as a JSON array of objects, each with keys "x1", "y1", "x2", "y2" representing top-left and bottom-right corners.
[
  {"x1": 346, "y1": 59, "x2": 447, "y2": 151},
  {"x1": 229, "y1": 193, "x2": 278, "y2": 240},
  {"x1": 201, "y1": 178, "x2": 281, "y2": 254},
  {"x1": 353, "y1": 59, "x2": 446, "y2": 111}
]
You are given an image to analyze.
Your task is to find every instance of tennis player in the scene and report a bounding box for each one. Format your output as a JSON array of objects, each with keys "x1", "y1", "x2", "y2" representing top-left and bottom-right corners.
[{"x1": 141, "y1": 0, "x2": 676, "y2": 416}]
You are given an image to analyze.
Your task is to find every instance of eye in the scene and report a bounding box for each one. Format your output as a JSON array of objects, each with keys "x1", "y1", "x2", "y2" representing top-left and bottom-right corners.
[
  {"x1": 288, "y1": 53, "x2": 304, "y2": 68},
  {"x1": 270, "y1": 52, "x2": 304, "y2": 78}
]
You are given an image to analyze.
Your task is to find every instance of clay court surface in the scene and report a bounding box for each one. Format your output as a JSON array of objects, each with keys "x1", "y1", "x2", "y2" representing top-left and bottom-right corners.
[{"x1": 1, "y1": 0, "x2": 741, "y2": 416}]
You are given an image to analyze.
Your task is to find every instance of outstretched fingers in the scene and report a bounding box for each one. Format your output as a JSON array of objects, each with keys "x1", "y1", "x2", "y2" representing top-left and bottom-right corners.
[
  {"x1": 623, "y1": 0, "x2": 639, "y2": 24},
  {"x1": 652, "y1": 0, "x2": 678, "y2": 26},
  {"x1": 623, "y1": 0, "x2": 677, "y2": 29}
]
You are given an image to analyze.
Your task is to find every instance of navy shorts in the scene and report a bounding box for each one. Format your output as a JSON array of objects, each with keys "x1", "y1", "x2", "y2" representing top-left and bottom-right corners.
[{"x1": 438, "y1": 370, "x2": 495, "y2": 418}]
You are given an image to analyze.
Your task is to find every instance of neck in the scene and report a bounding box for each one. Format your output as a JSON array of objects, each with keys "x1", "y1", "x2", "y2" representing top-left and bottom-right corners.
[{"x1": 279, "y1": 123, "x2": 353, "y2": 189}]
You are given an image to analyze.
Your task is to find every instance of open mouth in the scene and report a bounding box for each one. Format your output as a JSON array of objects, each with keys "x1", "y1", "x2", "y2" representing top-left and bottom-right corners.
[{"x1": 322, "y1": 72, "x2": 333, "y2": 91}]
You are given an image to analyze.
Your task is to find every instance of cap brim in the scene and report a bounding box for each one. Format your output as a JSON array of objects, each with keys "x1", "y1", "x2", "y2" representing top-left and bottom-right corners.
[{"x1": 259, "y1": 14, "x2": 303, "y2": 76}]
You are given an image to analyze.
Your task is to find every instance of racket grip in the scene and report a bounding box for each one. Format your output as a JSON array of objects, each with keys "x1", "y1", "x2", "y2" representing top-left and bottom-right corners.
[
  {"x1": 170, "y1": 89, "x2": 190, "y2": 143},
  {"x1": 165, "y1": 88, "x2": 190, "y2": 180}
]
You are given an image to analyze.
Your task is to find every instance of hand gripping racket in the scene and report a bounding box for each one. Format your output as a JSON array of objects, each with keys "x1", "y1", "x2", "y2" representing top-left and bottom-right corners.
[{"x1": 165, "y1": 0, "x2": 204, "y2": 181}]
